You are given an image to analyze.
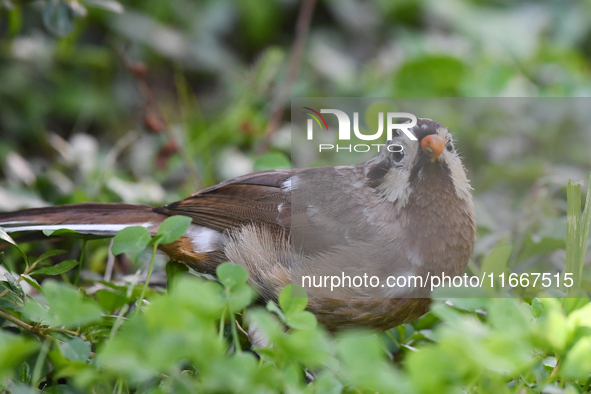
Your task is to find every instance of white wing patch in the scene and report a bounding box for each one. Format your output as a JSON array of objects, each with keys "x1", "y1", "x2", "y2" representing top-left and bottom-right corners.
[
  {"x1": 282, "y1": 175, "x2": 298, "y2": 192},
  {"x1": 185, "y1": 224, "x2": 222, "y2": 253}
]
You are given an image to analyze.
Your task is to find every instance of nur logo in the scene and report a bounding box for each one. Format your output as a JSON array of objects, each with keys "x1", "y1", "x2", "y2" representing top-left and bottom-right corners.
[{"x1": 302, "y1": 107, "x2": 416, "y2": 153}]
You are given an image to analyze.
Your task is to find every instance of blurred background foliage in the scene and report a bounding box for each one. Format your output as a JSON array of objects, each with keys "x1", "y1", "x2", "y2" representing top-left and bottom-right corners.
[
  {"x1": 1, "y1": 0, "x2": 591, "y2": 392},
  {"x1": 1, "y1": 0, "x2": 590, "y2": 286}
]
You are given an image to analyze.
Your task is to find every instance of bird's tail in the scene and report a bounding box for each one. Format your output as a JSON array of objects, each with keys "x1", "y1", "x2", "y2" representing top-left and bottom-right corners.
[{"x1": 0, "y1": 203, "x2": 167, "y2": 236}]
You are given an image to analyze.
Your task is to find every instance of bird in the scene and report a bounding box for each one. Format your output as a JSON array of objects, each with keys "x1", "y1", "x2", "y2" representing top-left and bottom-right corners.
[{"x1": 0, "y1": 118, "x2": 476, "y2": 331}]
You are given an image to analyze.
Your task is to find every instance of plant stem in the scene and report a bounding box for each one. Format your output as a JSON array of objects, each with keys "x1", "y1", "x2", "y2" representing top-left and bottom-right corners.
[
  {"x1": 31, "y1": 337, "x2": 51, "y2": 388},
  {"x1": 0, "y1": 308, "x2": 38, "y2": 333},
  {"x1": 566, "y1": 181, "x2": 581, "y2": 294},
  {"x1": 74, "y1": 239, "x2": 87, "y2": 286},
  {"x1": 385, "y1": 330, "x2": 400, "y2": 348},
  {"x1": 579, "y1": 173, "x2": 591, "y2": 280},
  {"x1": 219, "y1": 306, "x2": 226, "y2": 342},
  {"x1": 230, "y1": 312, "x2": 241, "y2": 353},
  {"x1": 37, "y1": 326, "x2": 79, "y2": 336},
  {"x1": 109, "y1": 304, "x2": 129, "y2": 340},
  {"x1": 18, "y1": 260, "x2": 42, "y2": 282},
  {"x1": 0, "y1": 308, "x2": 81, "y2": 339},
  {"x1": 136, "y1": 243, "x2": 158, "y2": 314}
]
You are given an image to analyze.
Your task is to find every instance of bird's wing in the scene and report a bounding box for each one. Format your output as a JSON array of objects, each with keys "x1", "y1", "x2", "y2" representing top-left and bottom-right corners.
[
  {"x1": 154, "y1": 165, "x2": 383, "y2": 255},
  {"x1": 153, "y1": 169, "x2": 292, "y2": 233}
]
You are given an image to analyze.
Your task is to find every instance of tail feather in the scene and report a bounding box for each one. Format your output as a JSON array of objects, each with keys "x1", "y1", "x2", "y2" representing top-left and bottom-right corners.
[{"x1": 0, "y1": 203, "x2": 166, "y2": 236}]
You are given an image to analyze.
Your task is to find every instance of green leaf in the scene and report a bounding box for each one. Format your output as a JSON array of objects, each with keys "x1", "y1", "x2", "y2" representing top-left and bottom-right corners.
[
  {"x1": 112, "y1": 226, "x2": 151, "y2": 262},
  {"x1": 20, "y1": 275, "x2": 42, "y2": 293},
  {"x1": 0, "y1": 331, "x2": 39, "y2": 384},
  {"x1": 21, "y1": 281, "x2": 102, "y2": 328},
  {"x1": 0, "y1": 227, "x2": 28, "y2": 264},
  {"x1": 3, "y1": 272, "x2": 24, "y2": 300},
  {"x1": 0, "y1": 285, "x2": 24, "y2": 312},
  {"x1": 43, "y1": 0, "x2": 75, "y2": 36},
  {"x1": 253, "y1": 152, "x2": 291, "y2": 171},
  {"x1": 266, "y1": 301, "x2": 286, "y2": 323},
  {"x1": 0, "y1": 275, "x2": 25, "y2": 312},
  {"x1": 30, "y1": 259, "x2": 79, "y2": 276},
  {"x1": 515, "y1": 235, "x2": 565, "y2": 265},
  {"x1": 531, "y1": 298, "x2": 543, "y2": 317},
  {"x1": 562, "y1": 336, "x2": 591, "y2": 380},
  {"x1": 393, "y1": 55, "x2": 465, "y2": 96},
  {"x1": 18, "y1": 361, "x2": 30, "y2": 383},
  {"x1": 539, "y1": 301, "x2": 567, "y2": 352},
  {"x1": 32, "y1": 249, "x2": 66, "y2": 266},
  {"x1": 278, "y1": 285, "x2": 307, "y2": 316},
  {"x1": 286, "y1": 311, "x2": 317, "y2": 330},
  {"x1": 42, "y1": 228, "x2": 110, "y2": 240},
  {"x1": 310, "y1": 371, "x2": 343, "y2": 394},
  {"x1": 217, "y1": 262, "x2": 248, "y2": 290},
  {"x1": 337, "y1": 332, "x2": 400, "y2": 392},
  {"x1": 96, "y1": 289, "x2": 129, "y2": 313},
  {"x1": 58, "y1": 337, "x2": 90, "y2": 362},
  {"x1": 226, "y1": 283, "x2": 255, "y2": 313},
  {"x1": 480, "y1": 242, "x2": 513, "y2": 292},
  {"x1": 488, "y1": 298, "x2": 533, "y2": 336},
  {"x1": 171, "y1": 277, "x2": 226, "y2": 319},
  {"x1": 155, "y1": 216, "x2": 192, "y2": 245},
  {"x1": 166, "y1": 260, "x2": 189, "y2": 292},
  {"x1": 563, "y1": 297, "x2": 589, "y2": 315}
]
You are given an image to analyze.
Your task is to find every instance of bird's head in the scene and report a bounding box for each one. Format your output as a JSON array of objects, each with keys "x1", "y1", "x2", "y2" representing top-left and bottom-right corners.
[{"x1": 365, "y1": 118, "x2": 473, "y2": 209}]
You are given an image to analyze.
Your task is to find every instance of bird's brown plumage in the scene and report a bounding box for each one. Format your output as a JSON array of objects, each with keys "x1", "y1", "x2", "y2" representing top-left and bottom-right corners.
[{"x1": 0, "y1": 118, "x2": 476, "y2": 331}]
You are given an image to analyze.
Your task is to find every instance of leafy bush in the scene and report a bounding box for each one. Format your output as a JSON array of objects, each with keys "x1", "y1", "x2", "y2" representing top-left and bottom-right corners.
[
  {"x1": 1, "y1": 203, "x2": 591, "y2": 393},
  {"x1": 2, "y1": 0, "x2": 591, "y2": 392}
]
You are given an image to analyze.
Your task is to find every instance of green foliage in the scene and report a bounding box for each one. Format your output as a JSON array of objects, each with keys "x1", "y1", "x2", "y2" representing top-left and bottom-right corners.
[
  {"x1": 393, "y1": 55, "x2": 466, "y2": 96},
  {"x1": 0, "y1": 331, "x2": 39, "y2": 385},
  {"x1": 253, "y1": 152, "x2": 292, "y2": 171},
  {"x1": 1, "y1": 227, "x2": 591, "y2": 392},
  {"x1": 155, "y1": 215, "x2": 192, "y2": 245},
  {"x1": 29, "y1": 259, "x2": 79, "y2": 276},
  {"x1": 1, "y1": 0, "x2": 591, "y2": 392},
  {"x1": 21, "y1": 280, "x2": 103, "y2": 328},
  {"x1": 111, "y1": 226, "x2": 151, "y2": 263}
]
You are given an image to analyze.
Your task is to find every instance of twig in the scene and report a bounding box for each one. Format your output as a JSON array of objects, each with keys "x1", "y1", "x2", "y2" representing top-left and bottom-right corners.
[
  {"x1": 0, "y1": 308, "x2": 82, "y2": 340},
  {"x1": 37, "y1": 326, "x2": 80, "y2": 336},
  {"x1": 74, "y1": 239, "x2": 87, "y2": 286},
  {"x1": 104, "y1": 238, "x2": 115, "y2": 282},
  {"x1": 259, "y1": 0, "x2": 317, "y2": 153},
  {"x1": 236, "y1": 317, "x2": 249, "y2": 337},
  {"x1": 0, "y1": 308, "x2": 42, "y2": 334},
  {"x1": 112, "y1": 44, "x2": 202, "y2": 189},
  {"x1": 17, "y1": 259, "x2": 42, "y2": 282}
]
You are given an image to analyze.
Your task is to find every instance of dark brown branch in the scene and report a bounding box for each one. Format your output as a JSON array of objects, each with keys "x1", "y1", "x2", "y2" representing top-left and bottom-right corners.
[
  {"x1": 113, "y1": 44, "x2": 202, "y2": 189},
  {"x1": 259, "y1": 0, "x2": 317, "y2": 153}
]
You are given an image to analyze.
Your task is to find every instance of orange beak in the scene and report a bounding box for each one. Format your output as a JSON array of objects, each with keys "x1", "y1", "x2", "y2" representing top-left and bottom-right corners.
[{"x1": 421, "y1": 134, "x2": 445, "y2": 158}]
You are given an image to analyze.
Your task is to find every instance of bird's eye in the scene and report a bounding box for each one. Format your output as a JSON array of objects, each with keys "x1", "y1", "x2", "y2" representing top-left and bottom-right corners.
[
  {"x1": 446, "y1": 142, "x2": 454, "y2": 152},
  {"x1": 392, "y1": 148, "x2": 405, "y2": 163}
]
